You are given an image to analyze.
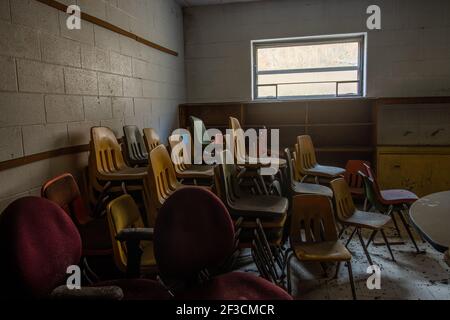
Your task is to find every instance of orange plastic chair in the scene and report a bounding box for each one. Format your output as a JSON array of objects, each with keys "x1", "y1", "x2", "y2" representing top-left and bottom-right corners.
[
  {"x1": 143, "y1": 128, "x2": 161, "y2": 154},
  {"x1": 296, "y1": 135, "x2": 345, "y2": 182},
  {"x1": 330, "y1": 178, "x2": 395, "y2": 265},
  {"x1": 41, "y1": 173, "x2": 112, "y2": 257},
  {"x1": 286, "y1": 195, "x2": 355, "y2": 299},
  {"x1": 344, "y1": 160, "x2": 371, "y2": 201}
]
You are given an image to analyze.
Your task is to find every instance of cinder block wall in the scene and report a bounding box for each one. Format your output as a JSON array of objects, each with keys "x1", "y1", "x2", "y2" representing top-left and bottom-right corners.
[
  {"x1": 0, "y1": 0, "x2": 186, "y2": 210},
  {"x1": 184, "y1": 0, "x2": 450, "y2": 102}
]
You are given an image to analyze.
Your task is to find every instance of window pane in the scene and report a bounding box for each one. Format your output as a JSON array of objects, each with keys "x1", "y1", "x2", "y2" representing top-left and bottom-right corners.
[
  {"x1": 337, "y1": 82, "x2": 359, "y2": 96},
  {"x1": 257, "y1": 85, "x2": 277, "y2": 99},
  {"x1": 277, "y1": 82, "x2": 337, "y2": 97},
  {"x1": 257, "y1": 42, "x2": 359, "y2": 72},
  {"x1": 258, "y1": 70, "x2": 358, "y2": 85}
]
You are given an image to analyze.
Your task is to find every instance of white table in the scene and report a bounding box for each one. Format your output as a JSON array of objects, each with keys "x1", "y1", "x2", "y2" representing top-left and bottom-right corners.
[{"x1": 410, "y1": 191, "x2": 450, "y2": 266}]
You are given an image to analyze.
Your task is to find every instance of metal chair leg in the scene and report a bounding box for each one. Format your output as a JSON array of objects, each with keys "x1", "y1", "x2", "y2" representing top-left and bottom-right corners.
[
  {"x1": 397, "y1": 210, "x2": 421, "y2": 253},
  {"x1": 357, "y1": 228, "x2": 374, "y2": 266},
  {"x1": 380, "y1": 229, "x2": 396, "y2": 261},
  {"x1": 286, "y1": 253, "x2": 295, "y2": 295},
  {"x1": 390, "y1": 212, "x2": 402, "y2": 237},
  {"x1": 347, "y1": 261, "x2": 357, "y2": 300},
  {"x1": 345, "y1": 227, "x2": 357, "y2": 247},
  {"x1": 334, "y1": 262, "x2": 341, "y2": 279},
  {"x1": 338, "y1": 226, "x2": 347, "y2": 239},
  {"x1": 366, "y1": 230, "x2": 378, "y2": 248}
]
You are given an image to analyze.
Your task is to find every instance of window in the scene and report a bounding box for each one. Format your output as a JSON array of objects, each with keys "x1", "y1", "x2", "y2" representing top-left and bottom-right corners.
[{"x1": 252, "y1": 33, "x2": 366, "y2": 100}]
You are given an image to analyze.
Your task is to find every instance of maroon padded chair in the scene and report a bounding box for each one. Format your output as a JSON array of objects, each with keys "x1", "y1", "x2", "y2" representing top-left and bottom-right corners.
[
  {"x1": 41, "y1": 173, "x2": 112, "y2": 256},
  {"x1": 0, "y1": 197, "x2": 170, "y2": 300},
  {"x1": 153, "y1": 187, "x2": 292, "y2": 300}
]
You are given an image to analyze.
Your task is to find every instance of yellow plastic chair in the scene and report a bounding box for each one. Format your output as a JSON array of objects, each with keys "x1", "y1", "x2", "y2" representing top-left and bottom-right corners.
[
  {"x1": 296, "y1": 135, "x2": 345, "y2": 182},
  {"x1": 286, "y1": 195, "x2": 355, "y2": 299},
  {"x1": 107, "y1": 194, "x2": 157, "y2": 276},
  {"x1": 90, "y1": 127, "x2": 147, "y2": 183},
  {"x1": 143, "y1": 128, "x2": 161, "y2": 154},
  {"x1": 168, "y1": 134, "x2": 214, "y2": 184},
  {"x1": 330, "y1": 178, "x2": 395, "y2": 265},
  {"x1": 144, "y1": 144, "x2": 183, "y2": 226}
]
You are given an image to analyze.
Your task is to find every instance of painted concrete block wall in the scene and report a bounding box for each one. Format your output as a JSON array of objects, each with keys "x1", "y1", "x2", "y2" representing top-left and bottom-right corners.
[
  {"x1": 184, "y1": 0, "x2": 450, "y2": 102},
  {"x1": 0, "y1": 0, "x2": 185, "y2": 211}
]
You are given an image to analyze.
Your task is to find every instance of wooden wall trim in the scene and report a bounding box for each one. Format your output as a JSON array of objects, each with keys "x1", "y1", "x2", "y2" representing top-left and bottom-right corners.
[
  {"x1": 35, "y1": 0, "x2": 178, "y2": 56},
  {"x1": 0, "y1": 144, "x2": 89, "y2": 172}
]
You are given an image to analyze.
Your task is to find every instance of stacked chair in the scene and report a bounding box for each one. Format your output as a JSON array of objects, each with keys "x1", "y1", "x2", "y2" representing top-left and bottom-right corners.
[
  {"x1": 89, "y1": 127, "x2": 147, "y2": 202},
  {"x1": 296, "y1": 135, "x2": 345, "y2": 183},
  {"x1": 188, "y1": 115, "x2": 214, "y2": 161},
  {"x1": 168, "y1": 133, "x2": 214, "y2": 185},
  {"x1": 215, "y1": 151, "x2": 289, "y2": 255},
  {"x1": 229, "y1": 116, "x2": 285, "y2": 195},
  {"x1": 122, "y1": 125, "x2": 148, "y2": 167},
  {"x1": 330, "y1": 178, "x2": 396, "y2": 265},
  {"x1": 284, "y1": 147, "x2": 333, "y2": 199},
  {"x1": 359, "y1": 164, "x2": 421, "y2": 253},
  {"x1": 144, "y1": 144, "x2": 184, "y2": 226},
  {"x1": 143, "y1": 128, "x2": 161, "y2": 154}
]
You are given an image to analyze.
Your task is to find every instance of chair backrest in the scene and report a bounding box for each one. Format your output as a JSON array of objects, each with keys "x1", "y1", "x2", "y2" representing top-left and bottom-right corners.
[
  {"x1": 359, "y1": 166, "x2": 386, "y2": 212},
  {"x1": 146, "y1": 145, "x2": 179, "y2": 225},
  {"x1": 296, "y1": 135, "x2": 318, "y2": 171},
  {"x1": 123, "y1": 125, "x2": 148, "y2": 163},
  {"x1": 143, "y1": 128, "x2": 161, "y2": 153},
  {"x1": 91, "y1": 127, "x2": 127, "y2": 174},
  {"x1": 107, "y1": 194, "x2": 145, "y2": 273},
  {"x1": 0, "y1": 197, "x2": 81, "y2": 298},
  {"x1": 154, "y1": 187, "x2": 234, "y2": 282},
  {"x1": 293, "y1": 143, "x2": 303, "y2": 181},
  {"x1": 189, "y1": 116, "x2": 209, "y2": 145},
  {"x1": 41, "y1": 173, "x2": 90, "y2": 224},
  {"x1": 168, "y1": 134, "x2": 190, "y2": 173},
  {"x1": 284, "y1": 148, "x2": 296, "y2": 187},
  {"x1": 214, "y1": 151, "x2": 242, "y2": 206},
  {"x1": 344, "y1": 160, "x2": 370, "y2": 191},
  {"x1": 330, "y1": 178, "x2": 356, "y2": 221},
  {"x1": 229, "y1": 117, "x2": 247, "y2": 162},
  {"x1": 290, "y1": 195, "x2": 338, "y2": 245}
]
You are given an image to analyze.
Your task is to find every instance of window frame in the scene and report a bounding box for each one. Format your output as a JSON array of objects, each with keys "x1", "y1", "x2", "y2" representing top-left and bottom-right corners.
[{"x1": 251, "y1": 33, "x2": 367, "y2": 101}]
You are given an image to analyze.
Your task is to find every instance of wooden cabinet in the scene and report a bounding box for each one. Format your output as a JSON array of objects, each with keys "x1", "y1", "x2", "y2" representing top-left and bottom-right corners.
[{"x1": 377, "y1": 147, "x2": 450, "y2": 197}]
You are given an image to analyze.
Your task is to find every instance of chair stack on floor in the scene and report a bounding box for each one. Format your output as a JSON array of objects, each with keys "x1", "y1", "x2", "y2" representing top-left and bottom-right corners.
[{"x1": 0, "y1": 117, "x2": 424, "y2": 301}]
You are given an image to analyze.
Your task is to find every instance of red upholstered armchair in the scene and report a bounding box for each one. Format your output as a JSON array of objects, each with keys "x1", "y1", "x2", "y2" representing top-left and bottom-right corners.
[
  {"x1": 0, "y1": 197, "x2": 171, "y2": 300},
  {"x1": 153, "y1": 187, "x2": 292, "y2": 300}
]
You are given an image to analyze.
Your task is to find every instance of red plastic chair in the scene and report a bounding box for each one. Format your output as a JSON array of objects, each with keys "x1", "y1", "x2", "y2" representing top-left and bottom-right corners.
[
  {"x1": 154, "y1": 187, "x2": 292, "y2": 300},
  {"x1": 0, "y1": 197, "x2": 171, "y2": 299},
  {"x1": 363, "y1": 164, "x2": 418, "y2": 207},
  {"x1": 41, "y1": 173, "x2": 112, "y2": 256},
  {"x1": 344, "y1": 160, "x2": 371, "y2": 200}
]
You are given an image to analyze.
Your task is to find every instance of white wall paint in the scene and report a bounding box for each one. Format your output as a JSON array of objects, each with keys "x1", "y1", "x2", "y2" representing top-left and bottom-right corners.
[
  {"x1": 0, "y1": 0, "x2": 185, "y2": 210},
  {"x1": 184, "y1": 0, "x2": 450, "y2": 102}
]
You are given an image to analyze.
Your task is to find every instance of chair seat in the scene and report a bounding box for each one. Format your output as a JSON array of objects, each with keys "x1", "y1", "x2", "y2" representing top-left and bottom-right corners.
[
  {"x1": 293, "y1": 241, "x2": 352, "y2": 262},
  {"x1": 381, "y1": 189, "x2": 418, "y2": 205},
  {"x1": 177, "y1": 165, "x2": 214, "y2": 179},
  {"x1": 177, "y1": 271, "x2": 292, "y2": 300},
  {"x1": 78, "y1": 218, "x2": 112, "y2": 255},
  {"x1": 97, "y1": 166, "x2": 147, "y2": 180},
  {"x1": 239, "y1": 213, "x2": 287, "y2": 228},
  {"x1": 343, "y1": 210, "x2": 391, "y2": 230},
  {"x1": 292, "y1": 182, "x2": 333, "y2": 198},
  {"x1": 239, "y1": 156, "x2": 287, "y2": 169},
  {"x1": 304, "y1": 164, "x2": 345, "y2": 178},
  {"x1": 229, "y1": 195, "x2": 289, "y2": 218},
  {"x1": 95, "y1": 279, "x2": 170, "y2": 300}
]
